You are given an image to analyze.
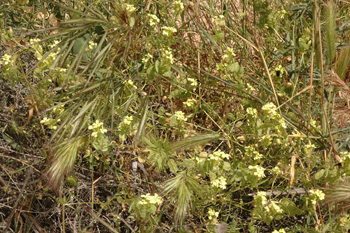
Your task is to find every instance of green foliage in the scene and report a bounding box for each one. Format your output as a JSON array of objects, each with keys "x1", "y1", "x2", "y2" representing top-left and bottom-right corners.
[
  {"x1": 324, "y1": 1, "x2": 336, "y2": 63},
  {"x1": 2, "y1": 0, "x2": 350, "y2": 231},
  {"x1": 131, "y1": 193, "x2": 162, "y2": 219},
  {"x1": 144, "y1": 134, "x2": 173, "y2": 171},
  {"x1": 164, "y1": 171, "x2": 201, "y2": 222}
]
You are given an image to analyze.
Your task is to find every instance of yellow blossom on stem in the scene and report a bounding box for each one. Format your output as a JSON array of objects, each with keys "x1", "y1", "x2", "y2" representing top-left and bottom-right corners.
[
  {"x1": 148, "y1": 14, "x2": 159, "y2": 26},
  {"x1": 174, "y1": 111, "x2": 187, "y2": 122},
  {"x1": 211, "y1": 176, "x2": 227, "y2": 189},
  {"x1": 208, "y1": 208, "x2": 219, "y2": 220},
  {"x1": 162, "y1": 26, "x2": 177, "y2": 37},
  {"x1": 139, "y1": 193, "x2": 162, "y2": 205},
  {"x1": 88, "y1": 120, "x2": 107, "y2": 138}
]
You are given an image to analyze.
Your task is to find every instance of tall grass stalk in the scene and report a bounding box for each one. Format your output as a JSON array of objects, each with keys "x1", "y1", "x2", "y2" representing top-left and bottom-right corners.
[{"x1": 324, "y1": 1, "x2": 336, "y2": 63}]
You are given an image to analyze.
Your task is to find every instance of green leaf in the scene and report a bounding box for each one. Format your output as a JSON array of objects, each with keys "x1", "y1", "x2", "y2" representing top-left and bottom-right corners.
[
  {"x1": 170, "y1": 116, "x2": 177, "y2": 127},
  {"x1": 227, "y1": 62, "x2": 240, "y2": 73},
  {"x1": 144, "y1": 134, "x2": 173, "y2": 171},
  {"x1": 280, "y1": 198, "x2": 303, "y2": 216},
  {"x1": 72, "y1": 34, "x2": 89, "y2": 61},
  {"x1": 325, "y1": 168, "x2": 340, "y2": 183},
  {"x1": 213, "y1": 31, "x2": 225, "y2": 41},
  {"x1": 2, "y1": 132, "x2": 23, "y2": 152},
  {"x1": 164, "y1": 70, "x2": 172, "y2": 77},
  {"x1": 227, "y1": 113, "x2": 235, "y2": 120},
  {"x1": 168, "y1": 159, "x2": 179, "y2": 173},
  {"x1": 198, "y1": 159, "x2": 210, "y2": 176},
  {"x1": 72, "y1": 36, "x2": 85, "y2": 55},
  {"x1": 223, "y1": 162, "x2": 231, "y2": 171},
  {"x1": 159, "y1": 116, "x2": 166, "y2": 125},
  {"x1": 182, "y1": 159, "x2": 195, "y2": 169},
  {"x1": 155, "y1": 60, "x2": 160, "y2": 73},
  {"x1": 158, "y1": 107, "x2": 165, "y2": 116},
  {"x1": 92, "y1": 134, "x2": 110, "y2": 152},
  {"x1": 314, "y1": 169, "x2": 325, "y2": 180},
  {"x1": 235, "y1": 121, "x2": 243, "y2": 128},
  {"x1": 169, "y1": 88, "x2": 187, "y2": 99},
  {"x1": 209, "y1": 171, "x2": 216, "y2": 180}
]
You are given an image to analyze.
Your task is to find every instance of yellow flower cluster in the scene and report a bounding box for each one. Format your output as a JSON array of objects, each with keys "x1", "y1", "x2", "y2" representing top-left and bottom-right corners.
[
  {"x1": 41, "y1": 117, "x2": 61, "y2": 130},
  {"x1": 183, "y1": 98, "x2": 196, "y2": 108},
  {"x1": 272, "y1": 229, "x2": 286, "y2": 233},
  {"x1": 339, "y1": 151, "x2": 350, "y2": 163},
  {"x1": 254, "y1": 191, "x2": 283, "y2": 220},
  {"x1": 209, "y1": 149, "x2": 230, "y2": 160},
  {"x1": 88, "y1": 120, "x2": 107, "y2": 138},
  {"x1": 147, "y1": 14, "x2": 159, "y2": 27},
  {"x1": 261, "y1": 102, "x2": 287, "y2": 129},
  {"x1": 246, "y1": 83, "x2": 255, "y2": 93},
  {"x1": 53, "y1": 103, "x2": 65, "y2": 115},
  {"x1": 212, "y1": 15, "x2": 225, "y2": 27},
  {"x1": 340, "y1": 214, "x2": 350, "y2": 227},
  {"x1": 139, "y1": 193, "x2": 162, "y2": 205},
  {"x1": 124, "y1": 80, "x2": 137, "y2": 89},
  {"x1": 0, "y1": 54, "x2": 14, "y2": 69},
  {"x1": 309, "y1": 189, "x2": 325, "y2": 205},
  {"x1": 122, "y1": 116, "x2": 133, "y2": 126},
  {"x1": 222, "y1": 47, "x2": 236, "y2": 63},
  {"x1": 85, "y1": 41, "x2": 97, "y2": 52},
  {"x1": 274, "y1": 65, "x2": 285, "y2": 76},
  {"x1": 30, "y1": 38, "x2": 42, "y2": 56},
  {"x1": 248, "y1": 165, "x2": 265, "y2": 179},
  {"x1": 211, "y1": 176, "x2": 227, "y2": 189},
  {"x1": 124, "y1": 3, "x2": 136, "y2": 14},
  {"x1": 208, "y1": 208, "x2": 219, "y2": 220},
  {"x1": 254, "y1": 191, "x2": 267, "y2": 206},
  {"x1": 272, "y1": 166, "x2": 281, "y2": 175},
  {"x1": 142, "y1": 53, "x2": 153, "y2": 64},
  {"x1": 174, "y1": 1, "x2": 184, "y2": 13},
  {"x1": 161, "y1": 26, "x2": 177, "y2": 37},
  {"x1": 161, "y1": 47, "x2": 175, "y2": 64},
  {"x1": 245, "y1": 146, "x2": 263, "y2": 160},
  {"x1": 264, "y1": 201, "x2": 283, "y2": 214},
  {"x1": 187, "y1": 78, "x2": 198, "y2": 87},
  {"x1": 246, "y1": 107, "x2": 258, "y2": 117},
  {"x1": 174, "y1": 111, "x2": 187, "y2": 122}
]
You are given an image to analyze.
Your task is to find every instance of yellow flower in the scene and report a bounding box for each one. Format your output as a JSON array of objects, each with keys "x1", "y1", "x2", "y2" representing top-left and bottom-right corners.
[
  {"x1": 140, "y1": 193, "x2": 162, "y2": 205},
  {"x1": 147, "y1": 14, "x2": 159, "y2": 26},
  {"x1": 162, "y1": 26, "x2": 177, "y2": 37},
  {"x1": 174, "y1": 1, "x2": 184, "y2": 13},
  {"x1": 89, "y1": 120, "x2": 107, "y2": 137},
  {"x1": 213, "y1": 15, "x2": 225, "y2": 27},
  {"x1": 211, "y1": 176, "x2": 227, "y2": 189},
  {"x1": 208, "y1": 208, "x2": 219, "y2": 220},
  {"x1": 124, "y1": 4, "x2": 136, "y2": 14},
  {"x1": 183, "y1": 98, "x2": 196, "y2": 107},
  {"x1": 174, "y1": 111, "x2": 187, "y2": 122}
]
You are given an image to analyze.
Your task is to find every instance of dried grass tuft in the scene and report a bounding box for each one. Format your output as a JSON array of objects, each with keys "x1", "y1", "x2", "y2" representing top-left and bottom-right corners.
[{"x1": 324, "y1": 178, "x2": 350, "y2": 212}]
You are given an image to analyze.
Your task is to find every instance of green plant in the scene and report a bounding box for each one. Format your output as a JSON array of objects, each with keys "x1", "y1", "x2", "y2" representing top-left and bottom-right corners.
[{"x1": 2, "y1": 0, "x2": 350, "y2": 232}]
